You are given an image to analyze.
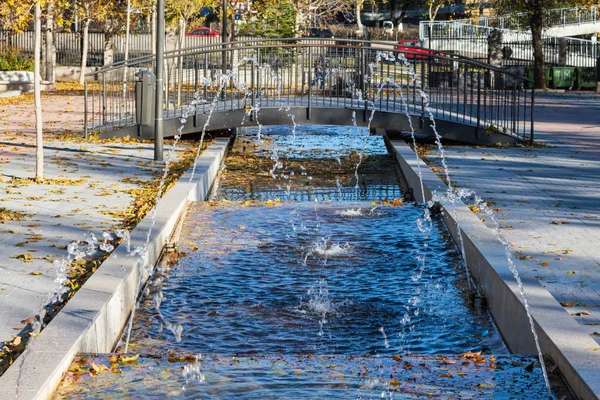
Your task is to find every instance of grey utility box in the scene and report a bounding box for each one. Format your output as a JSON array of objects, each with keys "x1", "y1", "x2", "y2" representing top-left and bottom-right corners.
[{"x1": 135, "y1": 70, "x2": 155, "y2": 126}]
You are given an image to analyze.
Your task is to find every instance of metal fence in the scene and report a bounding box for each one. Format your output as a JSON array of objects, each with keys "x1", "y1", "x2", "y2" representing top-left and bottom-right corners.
[
  {"x1": 421, "y1": 22, "x2": 600, "y2": 68},
  {"x1": 446, "y1": 5, "x2": 598, "y2": 31},
  {"x1": 0, "y1": 29, "x2": 260, "y2": 67},
  {"x1": 84, "y1": 38, "x2": 534, "y2": 143}
]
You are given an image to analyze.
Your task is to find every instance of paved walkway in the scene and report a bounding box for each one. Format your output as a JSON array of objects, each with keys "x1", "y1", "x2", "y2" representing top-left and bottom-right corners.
[
  {"x1": 424, "y1": 92, "x2": 600, "y2": 344},
  {"x1": 0, "y1": 92, "x2": 191, "y2": 354}
]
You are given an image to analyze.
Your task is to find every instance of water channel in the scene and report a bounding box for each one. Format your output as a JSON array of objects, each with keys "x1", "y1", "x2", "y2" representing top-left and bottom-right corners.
[{"x1": 54, "y1": 125, "x2": 548, "y2": 399}]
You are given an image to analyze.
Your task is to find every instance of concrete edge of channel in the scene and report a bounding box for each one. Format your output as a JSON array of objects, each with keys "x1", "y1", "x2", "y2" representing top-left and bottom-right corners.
[
  {"x1": 390, "y1": 140, "x2": 599, "y2": 400},
  {"x1": 0, "y1": 138, "x2": 231, "y2": 400}
]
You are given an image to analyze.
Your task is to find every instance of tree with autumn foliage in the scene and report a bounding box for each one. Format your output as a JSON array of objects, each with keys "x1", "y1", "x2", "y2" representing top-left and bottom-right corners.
[{"x1": 75, "y1": 0, "x2": 130, "y2": 84}]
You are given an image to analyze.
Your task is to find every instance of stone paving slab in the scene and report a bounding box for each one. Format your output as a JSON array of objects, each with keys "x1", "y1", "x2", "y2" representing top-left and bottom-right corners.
[
  {"x1": 422, "y1": 92, "x2": 600, "y2": 345},
  {"x1": 0, "y1": 93, "x2": 193, "y2": 356}
]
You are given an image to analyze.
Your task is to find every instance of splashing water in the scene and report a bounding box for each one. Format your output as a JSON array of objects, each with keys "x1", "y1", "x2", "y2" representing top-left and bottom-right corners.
[
  {"x1": 336, "y1": 208, "x2": 364, "y2": 217},
  {"x1": 312, "y1": 239, "x2": 351, "y2": 258}
]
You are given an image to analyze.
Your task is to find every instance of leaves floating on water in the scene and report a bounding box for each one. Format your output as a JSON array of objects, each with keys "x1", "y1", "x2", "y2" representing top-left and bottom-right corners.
[{"x1": 119, "y1": 354, "x2": 140, "y2": 365}]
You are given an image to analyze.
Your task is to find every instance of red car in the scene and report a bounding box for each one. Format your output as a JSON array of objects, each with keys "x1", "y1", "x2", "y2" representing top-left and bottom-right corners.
[
  {"x1": 186, "y1": 27, "x2": 220, "y2": 37},
  {"x1": 394, "y1": 39, "x2": 441, "y2": 60}
]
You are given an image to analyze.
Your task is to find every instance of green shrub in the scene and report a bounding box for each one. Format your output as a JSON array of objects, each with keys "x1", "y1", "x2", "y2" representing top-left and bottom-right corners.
[{"x1": 0, "y1": 47, "x2": 34, "y2": 71}]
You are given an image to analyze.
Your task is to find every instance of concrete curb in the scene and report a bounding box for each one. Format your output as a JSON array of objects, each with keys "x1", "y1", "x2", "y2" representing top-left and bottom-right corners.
[
  {"x1": 0, "y1": 138, "x2": 230, "y2": 400},
  {"x1": 391, "y1": 140, "x2": 599, "y2": 400}
]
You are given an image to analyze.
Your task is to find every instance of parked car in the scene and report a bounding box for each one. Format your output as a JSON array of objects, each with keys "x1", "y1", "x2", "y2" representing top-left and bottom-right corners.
[
  {"x1": 394, "y1": 39, "x2": 442, "y2": 60},
  {"x1": 186, "y1": 27, "x2": 220, "y2": 37}
]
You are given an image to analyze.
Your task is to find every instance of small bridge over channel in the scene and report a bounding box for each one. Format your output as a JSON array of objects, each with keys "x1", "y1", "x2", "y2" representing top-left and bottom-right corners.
[{"x1": 84, "y1": 38, "x2": 534, "y2": 145}]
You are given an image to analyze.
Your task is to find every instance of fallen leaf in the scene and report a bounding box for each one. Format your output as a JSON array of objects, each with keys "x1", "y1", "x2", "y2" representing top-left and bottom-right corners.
[
  {"x1": 29, "y1": 271, "x2": 42, "y2": 276},
  {"x1": 567, "y1": 270, "x2": 576, "y2": 275},
  {"x1": 12, "y1": 336, "x2": 21, "y2": 346},
  {"x1": 524, "y1": 362, "x2": 534, "y2": 372},
  {"x1": 119, "y1": 354, "x2": 139, "y2": 365},
  {"x1": 573, "y1": 311, "x2": 591, "y2": 316},
  {"x1": 11, "y1": 253, "x2": 35, "y2": 262},
  {"x1": 541, "y1": 261, "x2": 549, "y2": 266},
  {"x1": 560, "y1": 301, "x2": 578, "y2": 307},
  {"x1": 68, "y1": 364, "x2": 88, "y2": 375}
]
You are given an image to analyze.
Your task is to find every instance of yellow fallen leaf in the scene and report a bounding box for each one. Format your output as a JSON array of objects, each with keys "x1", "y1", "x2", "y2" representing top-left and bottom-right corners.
[
  {"x1": 12, "y1": 336, "x2": 21, "y2": 346},
  {"x1": 119, "y1": 354, "x2": 139, "y2": 365},
  {"x1": 567, "y1": 270, "x2": 576, "y2": 275},
  {"x1": 91, "y1": 363, "x2": 109, "y2": 374},
  {"x1": 540, "y1": 261, "x2": 549, "y2": 266}
]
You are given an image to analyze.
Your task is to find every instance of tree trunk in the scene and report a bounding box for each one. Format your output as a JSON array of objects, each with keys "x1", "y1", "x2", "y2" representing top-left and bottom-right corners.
[
  {"x1": 79, "y1": 18, "x2": 90, "y2": 85},
  {"x1": 34, "y1": 1, "x2": 44, "y2": 182},
  {"x1": 356, "y1": 0, "x2": 364, "y2": 37},
  {"x1": 124, "y1": 0, "x2": 131, "y2": 63},
  {"x1": 45, "y1": 1, "x2": 54, "y2": 83},
  {"x1": 529, "y1": 0, "x2": 546, "y2": 89},
  {"x1": 177, "y1": 17, "x2": 186, "y2": 105},
  {"x1": 123, "y1": 0, "x2": 132, "y2": 111},
  {"x1": 151, "y1": 1, "x2": 157, "y2": 56},
  {"x1": 429, "y1": 3, "x2": 441, "y2": 23}
]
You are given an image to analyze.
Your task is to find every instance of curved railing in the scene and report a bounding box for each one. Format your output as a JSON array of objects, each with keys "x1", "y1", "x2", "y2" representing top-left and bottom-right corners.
[{"x1": 84, "y1": 38, "x2": 534, "y2": 143}]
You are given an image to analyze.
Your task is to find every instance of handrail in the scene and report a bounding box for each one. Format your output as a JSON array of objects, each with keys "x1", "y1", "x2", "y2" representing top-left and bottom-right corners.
[{"x1": 86, "y1": 37, "x2": 533, "y2": 82}]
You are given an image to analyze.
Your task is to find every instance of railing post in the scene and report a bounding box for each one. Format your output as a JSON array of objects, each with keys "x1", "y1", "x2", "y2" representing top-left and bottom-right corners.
[
  {"x1": 251, "y1": 58, "x2": 255, "y2": 120},
  {"x1": 512, "y1": 81, "x2": 517, "y2": 134},
  {"x1": 102, "y1": 74, "x2": 107, "y2": 125},
  {"x1": 596, "y1": 56, "x2": 600, "y2": 94},
  {"x1": 530, "y1": 87, "x2": 535, "y2": 143},
  {"x1": 204, "y1": 52, "x2": 208, "y2": 100},
  {"x1": 307, "y1": 45, "x2": 312, "y2": 120},
  {"x1": 476, "y1": 71, "x2": 481, "y2": 139},
  {"x1": 363, "y1": 47, "x2": 368, "y2": 123},
  {"x1": 84, "y1": 81, "x2": 88, "y2": 140},
  {"x1": 194, "y1": 59, "x2": 199, "y2": 95}
]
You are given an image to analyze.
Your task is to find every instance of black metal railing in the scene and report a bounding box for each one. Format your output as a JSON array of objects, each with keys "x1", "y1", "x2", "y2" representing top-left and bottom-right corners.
[{"x1": 84, "y1": 38, "x2": 535, "y2": 143}]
